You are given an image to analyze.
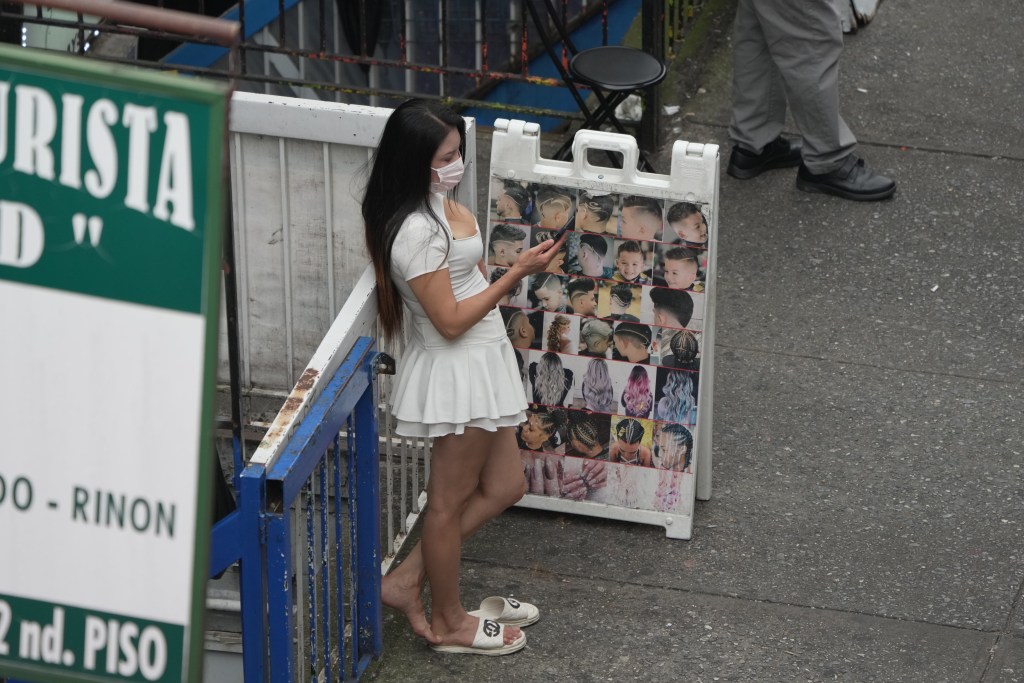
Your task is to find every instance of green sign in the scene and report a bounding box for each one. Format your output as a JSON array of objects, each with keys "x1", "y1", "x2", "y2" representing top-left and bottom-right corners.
[
  {"x1": 0, "y1": 595, "x2": 183, "y2": 682},
  {"x1": 0, "y1": 45, "x2": 228, "y2": 683},
  {"x1": 0, "y1": 49, "x2": 217, "y2": 312}
]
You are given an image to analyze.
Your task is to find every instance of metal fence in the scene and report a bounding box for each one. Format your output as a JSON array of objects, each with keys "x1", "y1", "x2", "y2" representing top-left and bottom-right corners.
[
  {"x1": 245, "y1": 336, "x2": 382, "y2": 682},
  {"x1": 1, "y1": 0, "x2": 708, "y2": 149},
  {"x1": 209, "y1": 335, "x2": 384, "y2": 682}
]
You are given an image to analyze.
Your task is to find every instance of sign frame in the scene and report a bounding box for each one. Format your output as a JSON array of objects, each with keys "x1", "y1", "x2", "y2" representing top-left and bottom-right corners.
[
  {"x1": 0, "y1": 44, "x2": 229, "y2": 683},
  {"x1": 488, "y1": 120, "x2": 718, "y2": 539}
]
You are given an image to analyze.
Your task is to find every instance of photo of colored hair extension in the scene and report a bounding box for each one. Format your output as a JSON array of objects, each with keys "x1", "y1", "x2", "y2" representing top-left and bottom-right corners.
[
  {"x1": 655, "y1": 370, "x2": 696, "y2": 424},
  {"x1": 621, "y1": 365, "x2": 653, "y2": 419},
  {"x1": 581, "y1": 358, "x2": 615, "y2": 413},
  {"x1": 529, "y1": 351, "x2": 574, "y2": 407}
]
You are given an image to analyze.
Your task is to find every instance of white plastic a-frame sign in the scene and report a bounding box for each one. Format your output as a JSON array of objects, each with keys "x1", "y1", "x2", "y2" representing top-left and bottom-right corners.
[{"x1": 487, "y1": 121, "x2": 718, "y2": 539}]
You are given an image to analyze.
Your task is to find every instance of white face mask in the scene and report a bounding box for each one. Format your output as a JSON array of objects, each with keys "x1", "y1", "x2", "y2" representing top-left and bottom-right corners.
[{"x1": 430, "y1": 156, "x2": 465, "y2": 193}]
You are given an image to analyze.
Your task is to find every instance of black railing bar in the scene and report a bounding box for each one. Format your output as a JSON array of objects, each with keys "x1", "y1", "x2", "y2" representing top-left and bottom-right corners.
[
  {"x1": 77, "y1": 11, "x2": 85, "y2": 55},
  {"x1": 205, "y1": 39, "x2": 567, "y2": 87},
  {"x1": 358, "y1": 0, "x2": 367, "y2": 57},
  {"x1": 440, "y1": 0, "x2": 448, "y2": 96},
  {"x1": 602, "y1": 0, "x2": 609, "y2": 45},
  {"x1": 330, "y1": 2, "x2": 341, "y2": 101},
  {"x1": 398, "y1": 0, "x2": 407, "y2": 63},
  {"x1": 238, "y1": 0, "x2": 248, "y2": 75},
  {"x1": 519, "y1": 0, "x2": 529, "y2": 73},
  {"x1": 203, "y1": 32, "x2": 556, "y2": 85},
  {"x1": 480, "y1": 0, "x2": 489, "y2": 76},
  {"x1": 318, "y1": 0, "x2": 326, "y2": 54},
  {"x1": 559, "y1": 0, "x2": 569, "y2": 63},
  {"x1": 53, "y1": 48, "x2": 586, "y2": 121},
  {"x1": 277, "y1": 0, "x2": 286, "y2": 47},
  {"x1": 295, "y1": 0, "x2": 303, "y2": 82},
  {"x1": 9, "y1": 12, "x2": 569, "y2": 90}
]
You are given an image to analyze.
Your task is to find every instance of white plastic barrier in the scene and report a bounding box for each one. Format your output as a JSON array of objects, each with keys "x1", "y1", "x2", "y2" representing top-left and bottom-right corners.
[{"x1": 222, "y1": 92, "x2": 478, "y2": 396}]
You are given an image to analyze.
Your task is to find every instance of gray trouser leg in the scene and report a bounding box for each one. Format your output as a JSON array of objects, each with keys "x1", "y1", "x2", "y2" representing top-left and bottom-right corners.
[
  {"x1": 730, "y1": 0, "x2": 857, "y2": 173},
  {"x1": 729, "y1": 0, "x2": 788, "y2": 155}
]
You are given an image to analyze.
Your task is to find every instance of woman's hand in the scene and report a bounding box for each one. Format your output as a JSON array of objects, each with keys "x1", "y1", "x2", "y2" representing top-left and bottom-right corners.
[{"x1": 512, "y1": 233, "x2": 569, "y2": 278}]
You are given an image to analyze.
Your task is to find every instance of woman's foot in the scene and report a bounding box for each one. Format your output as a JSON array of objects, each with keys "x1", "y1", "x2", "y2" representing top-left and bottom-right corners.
[
  {"x1": 433, "y1": 613, "x2": 523, "y2": 648},
  {"x1": 381, "y1": 574, "x2": 439, "y2": 644}
]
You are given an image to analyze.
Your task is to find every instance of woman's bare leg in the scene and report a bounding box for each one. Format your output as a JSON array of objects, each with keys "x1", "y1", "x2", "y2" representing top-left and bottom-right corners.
[{"x1": 382, "y1": 427, "x2": 526, "y2": 645}]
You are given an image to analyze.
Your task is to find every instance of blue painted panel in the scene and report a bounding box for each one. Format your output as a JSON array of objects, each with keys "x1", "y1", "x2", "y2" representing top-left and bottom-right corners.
[
  {"x1": 207, "y1": 510, "x2": 242, "y2": 578},
  {"x1": 162, "y1": 0, "x2": 303, "y2": 68}
]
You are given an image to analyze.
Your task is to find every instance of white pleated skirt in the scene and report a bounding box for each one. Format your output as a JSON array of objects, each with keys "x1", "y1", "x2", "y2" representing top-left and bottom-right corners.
[{"x1": 390, "y1": 308, "x2": 528, "y2": 438}]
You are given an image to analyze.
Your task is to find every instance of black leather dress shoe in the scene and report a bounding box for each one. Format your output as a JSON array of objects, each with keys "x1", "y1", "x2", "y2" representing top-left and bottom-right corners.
[
  {"x1": 726, "y1": 136, "x2": 803, "y2": 179},
  {"x1": 796, "y1": 154, "x2": 896, "y2": 201}
]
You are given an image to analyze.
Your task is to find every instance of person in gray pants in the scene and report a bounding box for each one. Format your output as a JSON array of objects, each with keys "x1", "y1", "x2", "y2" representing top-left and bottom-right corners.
[{"x1": 726, "y1": 0, "x2": 896, "y2": 201}]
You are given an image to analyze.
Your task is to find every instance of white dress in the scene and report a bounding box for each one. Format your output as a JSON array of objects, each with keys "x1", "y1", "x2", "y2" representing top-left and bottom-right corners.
[{"x1": 388, "y1": 193, "x2": 528, "y2": 438}]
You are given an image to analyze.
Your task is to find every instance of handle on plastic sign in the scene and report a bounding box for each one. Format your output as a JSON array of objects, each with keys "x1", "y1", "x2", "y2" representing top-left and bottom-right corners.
[{"x1": 571, "y1": 129, "x2": 642, "y2": 183}]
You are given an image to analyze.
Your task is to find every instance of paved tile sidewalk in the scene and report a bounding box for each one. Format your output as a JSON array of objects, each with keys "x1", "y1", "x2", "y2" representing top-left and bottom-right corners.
[{"x1": 368, "y1": 1, "x2": 1024, "y2": 680}]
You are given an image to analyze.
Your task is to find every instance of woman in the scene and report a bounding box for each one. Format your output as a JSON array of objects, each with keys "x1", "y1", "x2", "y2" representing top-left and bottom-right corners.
[{"x1": 365, "y1": 99, "x2": 564, "y2": 655}]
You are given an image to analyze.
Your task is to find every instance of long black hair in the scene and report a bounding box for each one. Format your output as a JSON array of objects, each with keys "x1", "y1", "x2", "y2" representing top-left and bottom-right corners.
[{"x1": 363, "y1": 98, "x2": 466, "y2": 339}]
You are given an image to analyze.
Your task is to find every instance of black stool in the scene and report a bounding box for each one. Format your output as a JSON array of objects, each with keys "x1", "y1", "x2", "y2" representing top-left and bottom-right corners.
[{"x1": 525, "y1": 0, "x2": 667, "y2": 172}]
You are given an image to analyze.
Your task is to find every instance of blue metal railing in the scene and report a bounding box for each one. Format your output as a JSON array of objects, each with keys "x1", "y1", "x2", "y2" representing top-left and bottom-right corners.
[{"x1": 209, "y1": 335, "x2": 382, "y2": 682}]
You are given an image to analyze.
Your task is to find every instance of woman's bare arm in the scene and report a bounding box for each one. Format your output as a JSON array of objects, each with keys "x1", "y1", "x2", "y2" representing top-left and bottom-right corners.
[{"x1": 408, "y1": 234, "x2": 566, "y2": 341}]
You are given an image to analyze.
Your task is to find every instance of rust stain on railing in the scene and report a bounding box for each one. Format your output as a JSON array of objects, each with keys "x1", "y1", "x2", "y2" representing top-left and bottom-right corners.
[{"x1": 257, "y1": 366, "x2": 321, "y2": 455}]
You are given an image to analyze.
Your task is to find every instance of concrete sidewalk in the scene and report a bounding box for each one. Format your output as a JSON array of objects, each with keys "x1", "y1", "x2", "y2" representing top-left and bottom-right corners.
[{"x1": 368, "y1": 1, "x2": 1023, "y2": 680}]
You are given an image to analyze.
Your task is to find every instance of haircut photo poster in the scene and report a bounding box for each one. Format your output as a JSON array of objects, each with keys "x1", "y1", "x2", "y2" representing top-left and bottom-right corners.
[{"x1": 488, "y1": 174, "x2": 711, "y2": 526}]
